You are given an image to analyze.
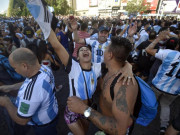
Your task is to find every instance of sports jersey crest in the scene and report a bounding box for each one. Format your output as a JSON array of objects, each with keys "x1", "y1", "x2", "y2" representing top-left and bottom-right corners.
[{"x1": 98, "y1": 45, "x2": 102, "y2": 49}]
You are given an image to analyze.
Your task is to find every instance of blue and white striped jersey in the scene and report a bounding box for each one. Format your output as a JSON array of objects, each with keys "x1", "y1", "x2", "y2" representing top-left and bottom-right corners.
[
  {"x1": 68, "y1": 59, "x2": 101, "y2": 100},
  {"x1": 152, "y1": 49, "x2": 180, "y2": 95},
  {"x1": 85, "y1": 37, "x2": 111, "y2": 63},
  {"x1": 16, "y1": 65, "x2": 58, "y2": 125}
]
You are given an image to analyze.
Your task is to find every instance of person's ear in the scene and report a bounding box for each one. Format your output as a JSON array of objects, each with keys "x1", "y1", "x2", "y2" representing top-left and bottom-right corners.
[
  {"x1": 21, "y1": 63, "x2": 28, "y2": 69},
  {"x1": 109, "y1": 51, "x2": 113, "y2": 60}
]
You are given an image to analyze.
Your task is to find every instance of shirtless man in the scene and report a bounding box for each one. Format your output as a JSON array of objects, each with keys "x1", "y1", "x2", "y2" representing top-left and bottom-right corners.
[{"x1": 67, "y1": 37, "x2": 139, "y2": 135}]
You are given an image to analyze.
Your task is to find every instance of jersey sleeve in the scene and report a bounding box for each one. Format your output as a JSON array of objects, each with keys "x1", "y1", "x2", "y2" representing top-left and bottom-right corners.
[
  {"x1": 17, "y1": 79, "x2": 43, "y2": 118},
  {"x1": 155, "y1": 49, "x2": 170, "y2": 61},
  {"x1": 17, "y1": 99, "x2": 41, "y2": 118}
]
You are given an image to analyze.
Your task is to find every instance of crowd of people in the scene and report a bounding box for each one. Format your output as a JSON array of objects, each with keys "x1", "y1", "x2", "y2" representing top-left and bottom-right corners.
[{"x1": 0, "y1": 1, "x2": 180, "y2": 135}]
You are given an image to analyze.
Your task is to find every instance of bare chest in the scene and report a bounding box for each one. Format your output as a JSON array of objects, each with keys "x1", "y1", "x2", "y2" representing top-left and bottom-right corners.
[{"x1": 99, "y1": 76, "x2": 116, "y2": 116}]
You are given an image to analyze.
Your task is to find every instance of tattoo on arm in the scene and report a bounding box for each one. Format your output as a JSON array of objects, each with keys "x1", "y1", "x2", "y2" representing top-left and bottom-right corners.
[
  {"x1": 116, "y1": 85, "x2": 128, "y2": 114},
  {"x1": 89, "y1": 110, "x2": 118, "y2": 134},
  {"x1": 99, "y1": 116, "x2": 106, "y2": 125}
]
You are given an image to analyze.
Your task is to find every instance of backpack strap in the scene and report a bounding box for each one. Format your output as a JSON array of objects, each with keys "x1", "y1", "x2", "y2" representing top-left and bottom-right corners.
[
  {"x1": 110, "y1": 73, "x2": 122, "y2": 100},
  {"x1": 110, "y1": 74, "x2": 140, "y2": 121}
]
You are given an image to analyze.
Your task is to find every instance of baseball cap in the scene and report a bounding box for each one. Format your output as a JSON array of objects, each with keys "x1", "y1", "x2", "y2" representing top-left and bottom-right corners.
[
  {"x1": 99, "y1": 26, "x2": 109, "y2": 32},
  {"x1": 24, "y1": 26, "x2": 34, "y2": 38}
]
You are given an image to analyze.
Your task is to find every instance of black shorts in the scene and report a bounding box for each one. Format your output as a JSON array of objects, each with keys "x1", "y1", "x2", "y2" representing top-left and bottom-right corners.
[{"x1": 172, "y1": 114, "x2": 180, "y2": 131}]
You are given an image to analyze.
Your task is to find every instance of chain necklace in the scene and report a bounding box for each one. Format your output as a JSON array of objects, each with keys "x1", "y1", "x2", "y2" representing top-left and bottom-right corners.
[{"x1": 103, "y1": 71, "x2": 119, "y2": 89}]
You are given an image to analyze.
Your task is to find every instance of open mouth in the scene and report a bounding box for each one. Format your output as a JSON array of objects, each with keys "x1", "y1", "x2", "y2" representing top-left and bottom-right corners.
[{"x1": 83, "y1": 53, "x2": 89, "y2": 57}]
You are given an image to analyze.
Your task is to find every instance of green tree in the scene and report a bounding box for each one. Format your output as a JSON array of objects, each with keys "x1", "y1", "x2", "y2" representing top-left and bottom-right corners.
[
  {"x1": 126, "y1": 0, "x2": 150, "y2": 15},
  {"x1": 7, "y1": 0, "x2": 30, "y2": 17},
  {"x1": 7, "y1": 0, "x2": 14, "y2": 17},
  {"x1": 45, "y1": 0, "x2": 70, "y2": 15}
]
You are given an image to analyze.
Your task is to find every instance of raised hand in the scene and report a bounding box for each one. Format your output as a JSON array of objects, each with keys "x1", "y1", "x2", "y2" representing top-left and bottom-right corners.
[
  {"x1": 128, "y1": 21, "x2": 137, "y2": 37},
  {"x1": 69, "y1": 19, "x2": 78, "y2": 31},
  {"x1": 158, "y1": 31, "x2": 170, "y2": 41}
]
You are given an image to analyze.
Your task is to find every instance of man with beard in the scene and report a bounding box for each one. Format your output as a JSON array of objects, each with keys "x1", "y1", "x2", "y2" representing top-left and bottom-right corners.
[
  {"x1": 71, "y1": 19, "x2": 137, "y2": 64},
  {"x1": 72, "y1": 21, "x2": 110, "y2": 63}
]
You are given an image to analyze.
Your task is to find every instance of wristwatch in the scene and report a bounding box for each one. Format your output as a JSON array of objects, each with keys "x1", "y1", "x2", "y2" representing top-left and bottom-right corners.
[{"x1": 84, "y1": 107, "x2": 92, "y2": 118}]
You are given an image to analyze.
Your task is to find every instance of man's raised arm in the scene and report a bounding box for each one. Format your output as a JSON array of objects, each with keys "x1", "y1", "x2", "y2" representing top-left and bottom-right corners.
[
  {"x1": 70, "y1": 19, "x2": 85, "y2": 44},
  {"x1": 145, "y1": 31, "x2": 169, "y2": 56},
  {"x1": 48, "y1": 29, "x2": 69, "y2": 67}
]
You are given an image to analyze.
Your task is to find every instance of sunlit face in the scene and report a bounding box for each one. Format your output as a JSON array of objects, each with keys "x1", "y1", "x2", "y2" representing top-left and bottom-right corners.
[
  {"x1": 9, "y1": 57, "x2": 28, "y2": 77},
  {"x1": 98, "y1": 31, "x2": 109, "y2": 43},
  {"x1": 77, "y1": 47, "x2": 92, "y2": 63}
]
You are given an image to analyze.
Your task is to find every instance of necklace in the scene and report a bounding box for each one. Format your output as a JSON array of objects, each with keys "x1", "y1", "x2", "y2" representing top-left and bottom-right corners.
[{"x1": 103, "y1": 70, "x2": 119, "y2": 89}]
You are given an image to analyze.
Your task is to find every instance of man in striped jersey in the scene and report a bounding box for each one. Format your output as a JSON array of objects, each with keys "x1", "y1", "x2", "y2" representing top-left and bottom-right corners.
[
  {"x1": 70, "y1": 19, "x2": 110, "y2": 63},
  {"x1": 48, "y1": 29, "x2": 134, "y2": 135},
  {"x1": 0, "y1": 48, "x2": 58, "y2": 135},
  {"x1": 146, "y1": 31, "x2": 180, "y2": 135}
]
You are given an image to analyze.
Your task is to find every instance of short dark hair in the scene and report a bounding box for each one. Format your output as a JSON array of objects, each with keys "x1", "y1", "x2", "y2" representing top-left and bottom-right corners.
[
  {"x1": 77, "y1": 45, "x2": 92, "y2": 57},
  {"x1": 81, "y1": 22, "x2": 88, "y2": 31},
  {"x1": 59, "y1": 23, "x2": 66, "y2": 30},
  {"x1": 173, "y1": 20, "x2": 177, "y2": 24},
  {"x1": 165, "y1": 37, "x2": 179, "y2": 51},
  {"x1": 158, "y1": 27, "x2": 169, "y2": 34},
  {"x1": 149, "y1": 30, "x2": 156, "y2": 40},
  {"x1": 109, "y1": 37, "x2": 132, "y2": 62}
]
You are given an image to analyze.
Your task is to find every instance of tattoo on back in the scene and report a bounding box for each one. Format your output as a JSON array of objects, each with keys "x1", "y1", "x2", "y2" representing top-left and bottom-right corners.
[{"x1": 116, "y1": 86, "x2": 128, "y2": 114}]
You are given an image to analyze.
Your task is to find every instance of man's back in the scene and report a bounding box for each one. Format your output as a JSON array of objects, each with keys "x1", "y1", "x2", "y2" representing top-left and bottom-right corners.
[
  {"x1": 16, "y1": 65, "x2": 58, "y2": 125},
  {"x1": 152, "y1": 49, "x2": 180, "y2": 94}
]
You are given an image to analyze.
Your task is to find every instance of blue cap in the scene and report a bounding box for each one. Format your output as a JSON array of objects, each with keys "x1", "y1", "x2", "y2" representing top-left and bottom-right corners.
[{"x1": 99, "y1": 26, "x2": 109, "y2": 32}]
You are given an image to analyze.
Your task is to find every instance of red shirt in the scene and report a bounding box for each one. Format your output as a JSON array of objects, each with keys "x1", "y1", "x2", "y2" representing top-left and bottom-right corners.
[{"x1": 72, "y1": 31, "x2": 90, "y2": 58}]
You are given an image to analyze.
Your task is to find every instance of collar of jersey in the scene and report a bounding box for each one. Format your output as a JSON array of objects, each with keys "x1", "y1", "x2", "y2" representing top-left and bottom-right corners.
[{"x1": 29, "y1": 71, "x2": 41, "y2": 79}]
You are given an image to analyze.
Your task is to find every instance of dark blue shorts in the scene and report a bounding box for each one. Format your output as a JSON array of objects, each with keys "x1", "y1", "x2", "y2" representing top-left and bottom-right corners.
[{"x1": 33, "y1": 117, "x2": 58, "y2": 135}]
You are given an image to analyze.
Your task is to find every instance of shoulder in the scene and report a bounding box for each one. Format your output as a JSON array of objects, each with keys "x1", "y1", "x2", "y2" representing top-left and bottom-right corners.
[
  {"x1": 114, "y1": 79, "x2": 138, "y2": 101},
  {"x1": 90, "y1": 36, "x2": 98, "y2": 41}
]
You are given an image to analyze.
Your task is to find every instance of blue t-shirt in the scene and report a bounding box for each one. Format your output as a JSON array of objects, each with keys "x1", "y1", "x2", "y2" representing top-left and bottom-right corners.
[{"x1": 57, "y1": 31, "x2": 69, "y2": 52}]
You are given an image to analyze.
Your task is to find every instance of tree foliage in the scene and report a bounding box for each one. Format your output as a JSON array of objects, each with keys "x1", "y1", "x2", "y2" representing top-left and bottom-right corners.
[
  {"x1": 7, "y1": 0, "x2": 14, "y2": 17},
  {"x1": 45, "y1": 0, "x2": 71, "y2": 15},
  {"x1": 7, "y1": 0, "x2": 71, "y2": 17},
  {"x1": 126, "y1": 0, "x2": 150, "y2": 15},
  {"x1": 7, "y1": 0, "x2": 30, "y2": 17}
]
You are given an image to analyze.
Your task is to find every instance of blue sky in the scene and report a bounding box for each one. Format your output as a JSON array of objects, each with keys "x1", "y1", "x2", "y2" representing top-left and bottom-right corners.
[{"x1": 0, "y1": 0, "x2": 10, "y2": 12}]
